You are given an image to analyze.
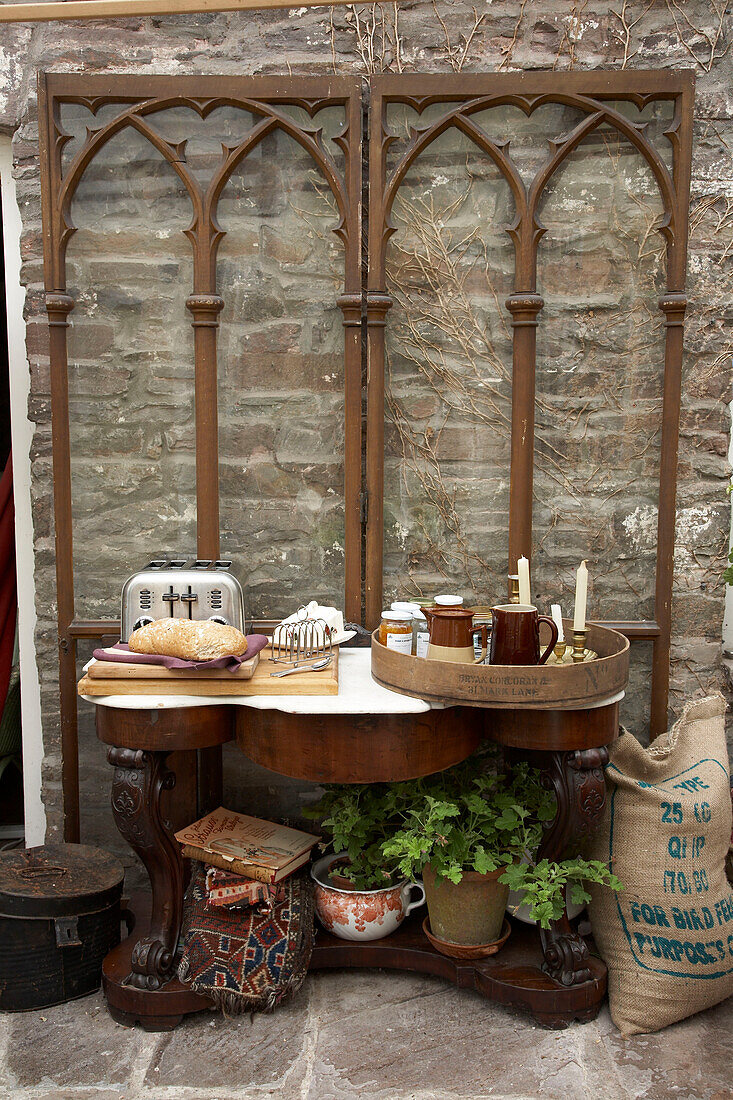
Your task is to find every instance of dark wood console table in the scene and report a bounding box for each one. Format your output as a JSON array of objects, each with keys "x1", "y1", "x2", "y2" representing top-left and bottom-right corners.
[{"x1": 86, "y1": 647, "x2": 622, "y2": 1031}]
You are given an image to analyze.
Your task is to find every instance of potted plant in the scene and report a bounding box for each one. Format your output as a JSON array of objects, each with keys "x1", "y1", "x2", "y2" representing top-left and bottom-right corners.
[
  {"x1": 305, "y1": 783, "x2": 425, "y2": 942},
  {"x1": 382, "y1": 755, "x2": 621, "y2": 955}
]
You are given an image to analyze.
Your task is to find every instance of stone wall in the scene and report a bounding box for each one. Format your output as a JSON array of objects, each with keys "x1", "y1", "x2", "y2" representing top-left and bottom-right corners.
[{"x1": 0, "y1": 2, "x2": 730, "y2": 873}]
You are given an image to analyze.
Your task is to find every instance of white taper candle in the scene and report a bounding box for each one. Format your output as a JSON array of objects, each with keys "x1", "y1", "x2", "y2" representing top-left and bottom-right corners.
[
  {"x1": 551, "y1": 604, "x2": 565, "y2": 644},
  {"x1": 518, "y1": 556, "x2": 531, "y2": 606},
  {"x1": 573, "y1": 560, "x2": 588, "y2": 632}
]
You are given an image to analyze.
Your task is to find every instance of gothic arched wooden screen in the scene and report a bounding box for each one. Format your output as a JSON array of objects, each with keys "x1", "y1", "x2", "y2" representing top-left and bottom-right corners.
[
  {"x1": 39, "y1": 74, "x2": 363, "y2": 840},
  {"x1": 40, "y1": 71, "x2": 693, "y2": 841},
  {"x1": 367, "y1": 71, "x2": 693, "y2": 741}
]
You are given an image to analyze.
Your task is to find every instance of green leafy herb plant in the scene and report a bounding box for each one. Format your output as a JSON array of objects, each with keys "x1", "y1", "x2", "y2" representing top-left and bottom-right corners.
[
  {"x1": 381, "y1": 758, "x2": 556, "y2": 884},
  {"x1": 499, "y1": 858, "x2": 623, "y2": 929},
  {"x1": 304, "y1": 782, "x2": 406, "y2": 890},
  {"x1": 380, "y1": 755, "x2": 622, "y2": 929},
  {"x1": 308, "y1": 751, "x2": 622, "y2": 925}
]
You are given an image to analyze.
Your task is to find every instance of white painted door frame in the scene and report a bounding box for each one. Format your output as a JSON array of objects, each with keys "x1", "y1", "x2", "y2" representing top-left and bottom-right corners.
[{"x1": 0, "y1": 134, "x2": 46, "y2": 845}]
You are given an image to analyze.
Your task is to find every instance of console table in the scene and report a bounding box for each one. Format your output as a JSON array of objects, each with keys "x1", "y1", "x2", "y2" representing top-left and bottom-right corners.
[{"x1": 84, "y1": 643, "x2": 625, "y2": 1031}]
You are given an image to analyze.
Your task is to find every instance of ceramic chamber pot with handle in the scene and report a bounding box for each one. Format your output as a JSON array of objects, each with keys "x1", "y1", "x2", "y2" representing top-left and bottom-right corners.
[{"x1": 311, "y1": 854, "x2": 425, "y2": 942}]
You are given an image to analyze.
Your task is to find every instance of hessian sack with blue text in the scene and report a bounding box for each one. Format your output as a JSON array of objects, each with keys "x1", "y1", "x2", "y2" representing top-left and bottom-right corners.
[{"x1": 588, "y1": 694, "x2": 733, "y2": 1035}]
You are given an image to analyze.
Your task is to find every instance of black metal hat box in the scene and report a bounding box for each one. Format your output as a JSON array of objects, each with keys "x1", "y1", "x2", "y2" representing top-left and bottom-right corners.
[{"x1": 0, "y1": 843, "x2": 124, "y2": 1011}]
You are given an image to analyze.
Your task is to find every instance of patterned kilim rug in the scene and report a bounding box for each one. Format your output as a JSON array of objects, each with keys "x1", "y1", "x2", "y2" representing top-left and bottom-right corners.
[{"x1": 178, "y1": 862, "x2": 315, "y2": 1013}]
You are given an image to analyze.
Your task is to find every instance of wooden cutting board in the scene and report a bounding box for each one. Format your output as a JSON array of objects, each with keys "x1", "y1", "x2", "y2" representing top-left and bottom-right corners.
[
  {"x1": 78, "y1": 646, "x2": 339, "y2": 697},
  {"x1": 87, "y1": 647, "x2": 260, "y2": 680}
]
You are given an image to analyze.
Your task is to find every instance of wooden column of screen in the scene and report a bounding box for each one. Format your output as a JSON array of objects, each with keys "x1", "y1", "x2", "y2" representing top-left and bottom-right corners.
[
  {"x1": 367, "y1": 71, "x2": 694, "y2": 739},
  {"x1": 40, "y1": 73, "x2": 363, "y2": 839}
]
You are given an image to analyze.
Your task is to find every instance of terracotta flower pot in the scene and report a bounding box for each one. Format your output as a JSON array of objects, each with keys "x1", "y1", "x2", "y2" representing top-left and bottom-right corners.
[
  {"x1": 422, "y1": 863, "x2": 510, "y2": 946},
  {"x1": 311, "y1": 854, "x2": 425, "y2": 942}
]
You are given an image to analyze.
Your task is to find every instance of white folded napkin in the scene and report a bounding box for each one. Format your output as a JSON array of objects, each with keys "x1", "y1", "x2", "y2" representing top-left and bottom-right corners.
[{"x1": 277, "y1": 601, "x2": 345, "y2": 641}]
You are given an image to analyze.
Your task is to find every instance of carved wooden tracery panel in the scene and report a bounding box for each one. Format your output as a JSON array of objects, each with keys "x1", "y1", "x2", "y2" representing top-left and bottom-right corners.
[
  {"x1": 40, "y1": 75, "x2": 362, "y2": 839},
  {"x1": 40, "y1": 72, "x2": 694, "y2": 840},
  {"x1": 367, "y1": 72, "x2": 694, "y2": 739}
]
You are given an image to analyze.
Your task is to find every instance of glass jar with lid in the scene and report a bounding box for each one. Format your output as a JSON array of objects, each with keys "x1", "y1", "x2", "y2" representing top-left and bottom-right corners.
[
  {"x1": 434, "y1": 593, "x2": 464, "y2": 607},
  {"x1": 391, "y1": 601, "x2": 421, "y2": 616},
  {"x1": 390, "y1": 601, "x2": 420, "y2": 655},
  {"x1": 413, "y1": 609, "x2": 430, "y2": 658},
  {"x1": 379, "y1": 611, "x2": 413, "y2": 653}
]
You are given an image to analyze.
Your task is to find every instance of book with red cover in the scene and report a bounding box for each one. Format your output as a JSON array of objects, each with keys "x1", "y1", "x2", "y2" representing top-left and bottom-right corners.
[{"x1": 175, "y1": 807, "x2": 320, "y2": 884}]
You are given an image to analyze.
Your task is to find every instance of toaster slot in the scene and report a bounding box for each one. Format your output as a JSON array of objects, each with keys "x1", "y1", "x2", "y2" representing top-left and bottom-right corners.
[
  {"x1": 192, "y1": 559, "x2": 212, "y2": 569},
  {"x1": 169, "y1": 559, "x2": 187, "y2": 569},
  {"x1": 162, "y1": 586, "x2": 180, "y2": 617},
  {"x1": 214, "y1": 560, "x2": 232, "y2": 570},
  {"x1": 180, "y1": 585, "x2": 198, "y2": 619}
]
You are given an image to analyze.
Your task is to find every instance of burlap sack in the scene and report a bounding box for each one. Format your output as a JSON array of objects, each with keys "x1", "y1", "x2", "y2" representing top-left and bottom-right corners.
[{"x1": 588, "y1": 694, "x2": 733, "y2": 1036}]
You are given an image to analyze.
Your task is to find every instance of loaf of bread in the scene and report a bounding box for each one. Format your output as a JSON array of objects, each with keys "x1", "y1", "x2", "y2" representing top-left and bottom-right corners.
[{"x1": 128, "y1": 618, "x2": 249, "y2": 660}]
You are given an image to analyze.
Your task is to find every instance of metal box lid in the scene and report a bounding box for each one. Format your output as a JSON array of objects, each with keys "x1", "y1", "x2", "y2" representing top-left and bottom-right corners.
[{"x1": 0, "y1": 844, "x2": 124, "y2": 919}]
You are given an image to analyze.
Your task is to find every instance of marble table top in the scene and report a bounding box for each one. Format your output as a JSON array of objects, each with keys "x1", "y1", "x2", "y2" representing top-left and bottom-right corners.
[{"x1": 81, "y1": 646, "x2": 442, "y2": 715}]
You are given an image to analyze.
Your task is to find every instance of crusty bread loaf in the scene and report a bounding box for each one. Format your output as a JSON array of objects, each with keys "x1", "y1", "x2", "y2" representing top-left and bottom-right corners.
[{"x1": 128, "y1": 618, "x2": 249, "y2": 660}]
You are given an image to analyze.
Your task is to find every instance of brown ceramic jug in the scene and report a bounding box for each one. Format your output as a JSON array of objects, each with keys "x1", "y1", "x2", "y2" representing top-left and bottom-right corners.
[
  {"x1": 489, "y1": 604, "x2": 558, "y2": 666},
  {"x1": 420, "y1": 607, "x2": 488, "y2": 664}
]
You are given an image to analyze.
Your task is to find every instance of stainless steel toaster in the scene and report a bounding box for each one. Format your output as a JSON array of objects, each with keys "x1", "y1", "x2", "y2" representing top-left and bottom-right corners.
[{"x1": 120, "y1": 558, "x2": 245, "y2": 641}]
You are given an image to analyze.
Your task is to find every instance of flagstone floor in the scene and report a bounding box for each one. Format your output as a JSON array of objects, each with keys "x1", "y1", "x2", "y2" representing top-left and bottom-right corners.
[{"x1": 0, "y1": 968, "x2": 730, "y2": 1100}]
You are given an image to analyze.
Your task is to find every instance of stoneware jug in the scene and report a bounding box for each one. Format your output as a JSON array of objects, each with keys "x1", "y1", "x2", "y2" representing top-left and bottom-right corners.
[
  {"x1": 420, "y1": 606, "x2": 488, "y2": 664},
  {"x1": 489, "y1": 604, "x2": 558, "y2": 665}
]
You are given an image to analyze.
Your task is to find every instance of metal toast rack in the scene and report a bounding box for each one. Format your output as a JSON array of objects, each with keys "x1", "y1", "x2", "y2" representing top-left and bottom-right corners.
[{"x1": 269, "y1": 609, "x2": 334, "y2": 665}]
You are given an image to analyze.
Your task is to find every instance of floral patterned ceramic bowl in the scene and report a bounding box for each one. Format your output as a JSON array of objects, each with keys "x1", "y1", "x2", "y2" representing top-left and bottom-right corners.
[{"x1": 311, "y1": 853, "x2": 425, "y2": 942}]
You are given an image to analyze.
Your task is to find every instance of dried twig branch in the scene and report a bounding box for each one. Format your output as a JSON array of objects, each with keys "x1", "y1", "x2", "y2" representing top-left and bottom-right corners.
[
  {"x1": 664, "y1": 0, "x2": 730, "y2": 72},
  {"x1": 431, "y1": 0, "x2": 486, "y2": 72},
  {"x1": 609, "y1": 0, "x2": 654, "y2": 68},
  {"x1": 498, "y1": 0, "x2": 528, "y2": 71},
  {"x1": 552, "y1": 0, "x2": 590, "y2": 70},
  {"x1": 340, "y1": 2, "x2": 404, "y2": 73}
]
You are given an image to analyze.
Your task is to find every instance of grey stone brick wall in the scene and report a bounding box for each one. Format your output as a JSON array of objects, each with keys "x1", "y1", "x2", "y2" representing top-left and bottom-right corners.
[{"x1": 0, "y1": 3, "x2": 730, "y2": 873}]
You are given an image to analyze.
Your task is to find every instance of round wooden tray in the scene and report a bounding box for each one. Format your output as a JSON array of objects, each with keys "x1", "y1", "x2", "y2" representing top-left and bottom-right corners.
[{"x1": 371, "y1": 622, "x2": 629, "y2": 710}]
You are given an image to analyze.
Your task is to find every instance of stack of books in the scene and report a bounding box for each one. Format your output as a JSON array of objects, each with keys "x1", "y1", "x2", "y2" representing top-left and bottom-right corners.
[{"x1": 175, "y1": 807, "x2": 320, "y2": 885}]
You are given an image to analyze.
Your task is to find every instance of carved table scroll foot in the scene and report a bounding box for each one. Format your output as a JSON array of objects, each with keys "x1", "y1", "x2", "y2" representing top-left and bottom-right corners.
[
  {"x1": 108, "y1": 746, "x2": 183, "y2": 991},
  {"x1": 538, "y1": 746, "x2": 610, "y2": 987}
]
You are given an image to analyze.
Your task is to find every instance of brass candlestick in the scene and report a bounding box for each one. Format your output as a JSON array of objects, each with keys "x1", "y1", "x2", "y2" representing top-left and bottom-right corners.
[
  {"x1": 572, "y1": 629, "x2": 587, "y2": 663},
  {"x1": 508, "y1": 575, "x2": 520, "y2": 604},
  {"x1": 547, "y1": 630, "x2": 596, "y2": 665}
]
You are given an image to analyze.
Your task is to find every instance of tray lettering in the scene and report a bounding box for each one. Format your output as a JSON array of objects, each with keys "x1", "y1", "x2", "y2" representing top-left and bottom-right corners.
[{"x1": 456, "y1": 672, "x2": 551, "y2": 698}]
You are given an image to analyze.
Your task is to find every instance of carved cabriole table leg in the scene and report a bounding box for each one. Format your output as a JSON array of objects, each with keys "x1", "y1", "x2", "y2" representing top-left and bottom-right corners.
[
  {"x1": 537, "y1": 746, "x2": 610, "y2": 987},
  {"x1": 96, "y1": 705, "x2": 231, "y2": 1028},
  {"x1": 108, "y1": 746, "x2": 183, "y2": 991}
]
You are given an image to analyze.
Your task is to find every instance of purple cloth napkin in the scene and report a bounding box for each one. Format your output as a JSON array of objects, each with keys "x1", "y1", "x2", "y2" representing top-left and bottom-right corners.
[{"x1": 92, "y1": 635, "x2": 269, "y2": 671}]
